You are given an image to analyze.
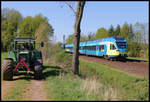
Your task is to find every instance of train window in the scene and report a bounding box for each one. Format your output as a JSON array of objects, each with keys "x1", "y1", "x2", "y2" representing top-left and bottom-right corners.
[
  {"x1": 90, "y1": 46, "x2": 96, "y2": 50},
  {"x1": 99, "y1": 45, "x2": 104, "y2": 51},
  {"x1": 116, "y1": 42, "x2": 126, "y2": 49},
  {"x1": 79, "y1": 47, "x2": 81, "y2": 50},
  {"x1": 83, "y1": 46, "x2": 85, "y2": 50},
  {"x1": 110, "y1": 44, "x2": 116, "y2": 50},
  {"x1": 82, "y1": 46, "x2": 96, "y2": 50}
]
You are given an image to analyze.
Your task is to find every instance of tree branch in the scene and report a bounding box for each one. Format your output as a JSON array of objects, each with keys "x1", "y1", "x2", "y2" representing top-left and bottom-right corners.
[{"x1": 65, "y1": 1, "x2": 76, "y2": 14}]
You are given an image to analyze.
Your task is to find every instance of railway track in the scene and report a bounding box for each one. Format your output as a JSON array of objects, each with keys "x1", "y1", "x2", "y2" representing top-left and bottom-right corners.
[{"x1": 69, "y1": 53, "x2": 149, "y2": 77}]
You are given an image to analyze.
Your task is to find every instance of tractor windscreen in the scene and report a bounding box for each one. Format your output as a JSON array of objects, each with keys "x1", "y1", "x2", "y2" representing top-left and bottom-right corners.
[
  {"x1": 17, "y1": 43, "x2": 34, "y2": 50},
  {"x1": 14, "y1": 38, "x2": 35, "y2": 50}
]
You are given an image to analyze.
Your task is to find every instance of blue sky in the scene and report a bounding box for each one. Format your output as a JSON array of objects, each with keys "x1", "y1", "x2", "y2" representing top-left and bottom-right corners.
[{"x1": 1, "y1": 1, "x2": 149, "y2": 42}]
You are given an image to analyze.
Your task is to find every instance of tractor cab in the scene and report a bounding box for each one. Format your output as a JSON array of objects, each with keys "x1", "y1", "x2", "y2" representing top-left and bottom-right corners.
[{"x1": 12, "y1": 38, "x2": 36, "y2": 51}]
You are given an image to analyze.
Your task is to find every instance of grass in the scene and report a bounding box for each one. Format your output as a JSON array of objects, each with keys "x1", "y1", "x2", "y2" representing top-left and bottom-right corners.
[
  {"x1": 43, "y1": 65, "x2": 86, "y2": 100},
  {"x1": 2, "y1": 79, "x2": 30, "y2": 101},
  {"x1": 43, "y1": 59, "x2": 149, "y2": 101},
  {"x1": 127, "y1": 56, "x2": 149, "y2": 62},
  {"x1": 79, "y1": 59, "x2": 149, "y2": 100},
  {"x1": 1, "y1": 52, "x2": 8, "y2": 63}
]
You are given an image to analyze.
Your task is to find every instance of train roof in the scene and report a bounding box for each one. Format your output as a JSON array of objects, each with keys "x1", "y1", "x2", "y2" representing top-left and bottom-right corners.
[{"x1": 65, "y1": 36, "x2": 126, "y2": 47}]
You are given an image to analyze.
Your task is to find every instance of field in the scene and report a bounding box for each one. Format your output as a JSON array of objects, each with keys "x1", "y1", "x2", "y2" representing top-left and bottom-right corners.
[{"x1": 1, "y1": 52, "x2": 149, "y2": 101}]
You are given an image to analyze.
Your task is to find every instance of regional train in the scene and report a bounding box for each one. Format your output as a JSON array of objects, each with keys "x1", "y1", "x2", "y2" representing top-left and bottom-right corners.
[{"x1": 64, "y1": 37, "x2": 128, "y2": 60}]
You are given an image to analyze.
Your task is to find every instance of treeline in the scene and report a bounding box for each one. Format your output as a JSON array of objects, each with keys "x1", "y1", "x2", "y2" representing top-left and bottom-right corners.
[
  {"x1": 1, "y1": 8, "x2": 54, "y2": 52},
  {"x1": 66, "y1": 22, "x2": 149, "y2": 58}
]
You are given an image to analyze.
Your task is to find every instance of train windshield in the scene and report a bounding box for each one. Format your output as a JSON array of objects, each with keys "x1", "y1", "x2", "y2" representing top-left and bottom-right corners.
[{"x1": 116, "y1": 42, "x2": 126, "y2": 49}]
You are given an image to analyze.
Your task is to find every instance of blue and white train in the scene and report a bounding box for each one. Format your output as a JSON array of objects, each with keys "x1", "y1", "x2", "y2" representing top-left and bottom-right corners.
[{"x1": 64, "y1": 37, "x2": 128, "y2": 60}]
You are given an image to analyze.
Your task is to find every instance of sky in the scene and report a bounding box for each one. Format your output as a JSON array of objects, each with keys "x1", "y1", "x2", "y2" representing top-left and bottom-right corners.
[{"x1": 1, "y1": 1, "x2": 149, "y2": 43}]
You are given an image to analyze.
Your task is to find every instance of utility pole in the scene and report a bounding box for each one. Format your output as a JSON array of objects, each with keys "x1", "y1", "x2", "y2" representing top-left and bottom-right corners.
[
  {"x1": 17, "y1": 26, "x2": 20, "y2": 38},
  {"x1": 63, "y1": 35, "x2": 65, "y2": 49}
]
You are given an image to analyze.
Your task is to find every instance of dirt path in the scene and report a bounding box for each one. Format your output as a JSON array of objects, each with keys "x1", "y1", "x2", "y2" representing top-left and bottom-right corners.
[
  {"x1": 79, "y1": 55, "x2": 149, "y2": 77},
  {"x1": 1, "y1": 81, "x2": 17, "y2": 99},
  {"x1": 2, "y1": 72, "x2": 50, "y2": 101},
  {"x1": 22, "y1": 80, "x2": 49, "y2": 101}
]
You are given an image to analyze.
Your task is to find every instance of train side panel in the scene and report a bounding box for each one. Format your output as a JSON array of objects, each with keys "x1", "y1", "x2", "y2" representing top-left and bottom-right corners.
[{"x1": 97, "y1": 45, "x2": 107, "y2": 56}]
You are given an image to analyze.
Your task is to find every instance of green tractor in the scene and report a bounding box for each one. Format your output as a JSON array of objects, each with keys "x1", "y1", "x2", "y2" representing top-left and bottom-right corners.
[{"x1": 2, "y1": 37, "x2": 44, "y2": 80}]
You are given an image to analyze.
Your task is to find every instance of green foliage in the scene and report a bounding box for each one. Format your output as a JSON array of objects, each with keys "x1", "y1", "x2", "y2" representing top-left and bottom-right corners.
[
  {"x1": 94, "y1": 27, "x2": 108, "y2": 40},
  {"x1": 128, "y1": 24, "x2": 134, "y2": 41},
  {"x1": 1, "y1": 8, "x2": 23, "y2": 51},
  {"x1": 146, "y1": 48, "x2": 149, "y2": 58},
  {"x1": 1, "y1": 7, "x2": 54, "y2": 55},
  {"x1": 36, "y1": 22, "x2": 53, "y2": 42},
  {"x1": 108, "y1": 25, "x2": 115, "y2": 37},
  {"x1": 66, "y1": 34, "x2": 74, "y2": 44},
  {"x1": 51, "y1": 50, "x2": 72, "y2": 68},
  {"x1": 35, "y1": 22, "x2": 54, "y2": 50},
  {"x1": 127, "y1": 56, "x2": 149, "y2": 62},
  {"x1": 127, "y1": 42, "x2": 142, "y2": 57},
  {"x1": 115, "y1": 24, "x2": 121, "y2": 36},
  {"x1": 120, "y1": 22, "x2": 129, "y2": 40},
  {"x1": 19, "y1": 16, "x2": 34, "y2": 37},
  {"x1": 1, "y1": 52, "x2": 8, "y2": 64},
  {"x1": 19, "y1": 14, "x2": 50, "y2": 38}
]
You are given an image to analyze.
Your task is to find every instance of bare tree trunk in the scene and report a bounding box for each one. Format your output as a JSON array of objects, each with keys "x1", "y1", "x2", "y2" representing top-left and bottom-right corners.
[{"x1": 72, "y1": 1, "x2": 85, "y2": 74}]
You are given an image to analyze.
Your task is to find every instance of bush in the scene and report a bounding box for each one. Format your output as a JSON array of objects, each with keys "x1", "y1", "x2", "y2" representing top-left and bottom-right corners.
[
  {"x1": 146, "y1": 49, "x2": 149, "y2": 58},
  {"x1": 42, "y1": 42, "x2": 72, "y2": 68},
  {"x1": 51, "y1": 50, "x2": 72, "y2": 68},
  {"x1": 127, "y1": 42, "x2": 142, "y2": 57}
]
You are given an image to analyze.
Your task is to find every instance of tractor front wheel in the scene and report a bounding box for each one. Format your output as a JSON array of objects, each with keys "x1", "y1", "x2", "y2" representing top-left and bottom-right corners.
[{"x1": 2, "y1": 58, "x2": 14, "y2": 80}]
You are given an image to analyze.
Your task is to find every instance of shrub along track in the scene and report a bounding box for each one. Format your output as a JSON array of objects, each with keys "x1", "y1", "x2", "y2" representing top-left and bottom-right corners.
[{"x1": 79, "y1": 55, "x2": 149, "y2": 77}]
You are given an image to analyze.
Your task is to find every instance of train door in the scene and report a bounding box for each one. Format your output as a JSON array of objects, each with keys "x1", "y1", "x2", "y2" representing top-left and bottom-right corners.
[
  {"x1": 96, "y1": 45, "x2": 99, "y2": 55},
  {"x1": 104, "y1": 45, "x2": 107, "y2": 55},
  {"x1": 107, "y1": 43, "x2": 117, "y2": 56}
]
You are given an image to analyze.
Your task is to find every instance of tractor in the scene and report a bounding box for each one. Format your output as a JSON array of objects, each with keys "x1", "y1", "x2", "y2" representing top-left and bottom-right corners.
[{"x1": 2, "y1": 37, "x2": 44, "y2": 80}]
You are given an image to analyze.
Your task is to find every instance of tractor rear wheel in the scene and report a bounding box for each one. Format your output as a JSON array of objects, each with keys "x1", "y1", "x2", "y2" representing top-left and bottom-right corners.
[
  {"x1": 2, "y1": 58, "x2": 14, "y2": 80},
  {"x1": 34, "y1": 59, "x2": 43, "y2": 80},
  {"x1": 34, "y1": 65, "x2": 43, "y2": 80}
]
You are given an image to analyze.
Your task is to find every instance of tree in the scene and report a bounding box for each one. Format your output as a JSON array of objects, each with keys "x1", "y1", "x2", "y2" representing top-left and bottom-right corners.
[
  {"x1": 1, "y1": 8, "x2": 23, "y2": 51},
  {"x1": 19, "y1": 14, "x2": 48, "y2": 38},
  {"x1": 120, "y1": 22, "x2": 129, "y2": 40},
  {"x1": 108, "y1": 25, "x2": 115, "y2": 37},
  {"x1": 80, "y1": 32, "x2": 95, "y2": 42},
  {"x1": 87, "y1": 32, "x2": 95, "y2": 41},
  {"x1": 35, "y1": 22, "x2": 54, "y2": 60},
  {"x1": 128, "y1": 24, "x2": 134, "y2": 42},
  {"x1": 94, "y1": 27, "x2": 108, "y2": 40},
  {"x1": 65, "y1": 1, "x2": 86, "y2": 74},
  {"x1": 66, "y1": 34, "x2": 74, "y2": 44},
  {"x1": 133, "y1": 22, "x2": 148, "y2": 57},
  {"x1": 115, "y1": 24, "x2": 121, "y2": 37},
  {"x1": 19, "y1": 16, "x2": 34, "y2": 37}
]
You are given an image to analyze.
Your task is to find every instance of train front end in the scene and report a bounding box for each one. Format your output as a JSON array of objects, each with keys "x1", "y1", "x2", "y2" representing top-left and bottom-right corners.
[{"x1": 115, "y1": 38, "x2": 128, "y2": 59}]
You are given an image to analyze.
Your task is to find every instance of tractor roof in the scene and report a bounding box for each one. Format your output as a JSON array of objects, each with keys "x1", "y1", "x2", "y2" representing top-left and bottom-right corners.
[{"x1": 14, "y1": 38, "x2": 36, "y2": 43}]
